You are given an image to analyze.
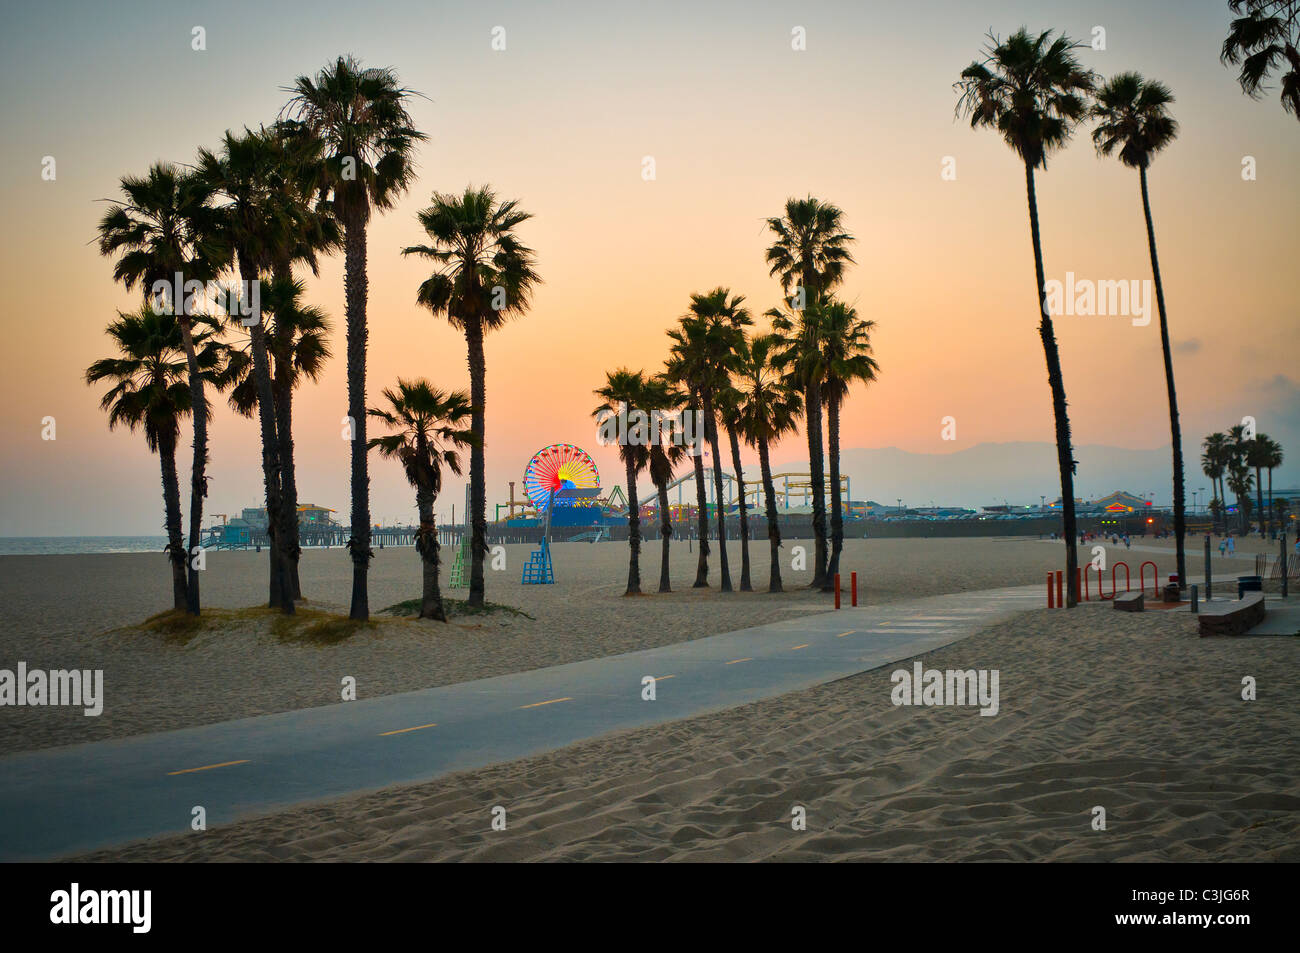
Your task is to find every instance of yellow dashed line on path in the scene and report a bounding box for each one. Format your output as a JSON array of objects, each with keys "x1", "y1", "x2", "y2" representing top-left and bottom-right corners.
[
  {"x1": 519, "y1": 696, "x2": 573, "y2": 709},
  {"x1": 379, "y1": 723, "x2": 437, "y2": 736},
  {"x1": 652, "y1": 675, "x2": 675, "y2": 681},
  {"x1": 836, "y1": 630, "x2": 857, "y2": 638},
  {"x1": 791, "y1": 644, "x2": 810, "y2": 650},
  {"x1": 726, "y1": 657, "x2": 753, "y2": 665},
  {"x1": 167, "y1": 760, "x2": 250, "y2": 776}
]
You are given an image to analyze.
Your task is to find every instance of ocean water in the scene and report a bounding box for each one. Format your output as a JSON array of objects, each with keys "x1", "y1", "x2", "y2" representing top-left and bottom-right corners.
[{"x1": 0, "y1": 537, "x2": 170, "y2": 556}]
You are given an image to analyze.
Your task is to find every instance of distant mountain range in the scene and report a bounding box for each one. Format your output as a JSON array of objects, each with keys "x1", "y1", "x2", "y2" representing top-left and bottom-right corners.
[{"x1": 770, "y1": 442, "x2": 1300, "y2": 510}]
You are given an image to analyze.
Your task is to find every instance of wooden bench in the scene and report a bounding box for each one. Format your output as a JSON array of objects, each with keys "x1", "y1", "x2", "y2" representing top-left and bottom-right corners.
[
  {"x1": 1114, "y1": 591, "x2": 1144, "y2": 612},
  {"x1": 1198, "y1": 592, "x2": 1266, "y2": 637}
]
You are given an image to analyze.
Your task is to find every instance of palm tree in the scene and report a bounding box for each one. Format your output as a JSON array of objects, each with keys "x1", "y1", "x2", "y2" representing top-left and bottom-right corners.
[
  {"x1": 1228, "y1": 462, "x2": 1255, "y2": 533},
  {"x1": 402, "y1": 186, "x2": 539, "y2": 609},
  {"x1": 734, "y1": 334, "x2": 804, "y2": 592},
  {"x1": 673, "y1": 288, "x2": 752, "y2": 593},
  {"x1": 86, "y1": 306, "x2": 222, "y2": 609},
  {"x1": 197, "y1": 128, "x2": 310, "y2": 613},
  {"x1": 663, "y1": 349, "x2": 712, "y2": 587},
  {"x1": 1246, "y1": 435, "x2": 1274, "y2": 536},
  {"x1": 1221, "y1": 0, "x2": 1300, "y2": 122},
  {"x1": 1092, "y1": 71, "x2": 1187, "y2": 587},
  {"x1": 367, "y1": 380, "x2": 473, "y2": 620},
  {"x1": 1202, "y1": 431, "x2": 1232, "y2": 530},
  {"x1": 764, "y1": 197, "x2": 856, "y2": 589},
  {"x1": 715, "y1": 380, "x2": 754, "y2": 591},
  {"x1": 1261, "y1": 436, "x2": 1285, "y2": 533},
  {"x1": 594, "y1": 370, "x2": 652, "y2": 595},
  {"x1": 97, "y1": 162, "x2": 227, "y2": 614},
  {"x1": 644, "y1": 375, "x2": 689, "y2": 593},
  {"x1": 956, "y1": 28, "x2": 1096, "y2": 607},
  {"x1": 284, "y1": 56, "x2": 426, "y2": 620},
  {"x1": 818, "y1": 299, "x2": 879, "y2": 585},
  {"x1": 219, "y1": 276, "x2": 332, "y2": 580}
]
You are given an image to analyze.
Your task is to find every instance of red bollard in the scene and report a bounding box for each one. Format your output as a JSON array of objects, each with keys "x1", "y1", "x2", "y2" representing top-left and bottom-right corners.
[
  {"x1": 834, "y1": 573, "x2": 841, "y2": 609},
  {"x1": 1056, "y1": 570, "x2": 1063, "y2": 607},
  {"x1": 1047, "y1": 572, "x2": 1055, "y2": 608},
  {"x1": 851, "y1": 571, "x2": 858, "y2": 607}
]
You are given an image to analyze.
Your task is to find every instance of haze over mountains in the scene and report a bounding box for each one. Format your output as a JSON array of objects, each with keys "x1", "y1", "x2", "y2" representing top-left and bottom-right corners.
[{"x1": 770, "y1": 442, "x2": 1300, "y2": 511}]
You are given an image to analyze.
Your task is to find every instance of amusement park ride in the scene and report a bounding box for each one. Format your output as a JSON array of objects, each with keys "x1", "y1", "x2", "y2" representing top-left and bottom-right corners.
[{"x1": 518, "y1": 444, "x2": 602, "y2": 584}]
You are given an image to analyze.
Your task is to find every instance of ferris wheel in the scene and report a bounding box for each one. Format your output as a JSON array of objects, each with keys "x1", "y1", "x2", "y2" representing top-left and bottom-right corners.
[{"x1": 523, "y1": 444, "x2": 600, "y2": 513}]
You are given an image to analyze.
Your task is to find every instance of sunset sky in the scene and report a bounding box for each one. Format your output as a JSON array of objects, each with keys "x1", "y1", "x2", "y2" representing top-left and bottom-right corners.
[{"x1": 1, "y1": 0, "x2": 1296, "y2": 535}]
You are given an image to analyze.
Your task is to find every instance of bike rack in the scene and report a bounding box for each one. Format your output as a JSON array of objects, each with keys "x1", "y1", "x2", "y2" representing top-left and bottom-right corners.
[
  {"x1": 1109, "y1": 561, "x2": 1130, "y2": 600},
  {"x1": 1139, "y1": 560, "x2": 1158, "y2": 598}
]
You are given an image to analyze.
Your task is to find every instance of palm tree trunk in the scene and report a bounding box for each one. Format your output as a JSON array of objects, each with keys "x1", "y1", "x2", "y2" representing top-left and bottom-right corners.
[
  {"x1": 826, "y1": 392, "x2": 844, "y2": 589},
  {"x1": 176, "y1": 314, "x2": 206, "y2": 615},
  {"x1": 242, "y1": 263, "x2": 293, "y2": 615},
  {"x1": 465, "y1": 317, "x2": 488, "y2": 608},
  {"x1": 1268, "y1": 467, "x2": 1274, "y2": 535},
  {"x1": 690, "y1": 395, "x2": 710, "y2": 587},
  {"x1": 1140, "y1": 166, "x2": 1185, "y2": 588},
  {"x1": 656, "y1": 478, "x2": 672, "y2": 593},
  {"x1": 273, "y1": 263, "x2": 303, "y2": 600},
  {"x1": 759, "y1": 436, "x2": 783, "y2": 593},
  {"x1": 701, "y1": 387, "x2": 731, "y2": 592},
  {"x1": 1025, "y1": 162, "x2": 1080, "y2": 606},
  {"x1": 158, "y1": 428, "x2": 187, "y2": 610},
  {"x1": 1256, "y1": 466, "x2": 1265, "y2": 537},
  {"x1": 726, "y1": 423, "x2": 752, "y2": 591},
  {"x1": 416, "y1": 478, "x2": 445, "y2": 621},
  {"x1": 805, "y1": 380, "x2": 829, "y2": 588},
  {"x1": 344, "y1": 218, "x2": 372, "y2": 620},
  {"x1": 624, "y1": 457, "x2": 642, "y2": 595}
]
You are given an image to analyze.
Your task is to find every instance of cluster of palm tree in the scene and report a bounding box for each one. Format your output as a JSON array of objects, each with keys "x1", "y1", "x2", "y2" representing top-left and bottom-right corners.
[
  {"x1": 595, "y1": 197, "x2": 879, "y2": 597},
  {"x1": 1201, "y1": 428, "x2": 1287, "y2": 534},
  {"x1": 90, "y1": 56, "x2": 537, "y2": 623},
  {"x1": 1220, "y1": 0, "x2": 1300, "y2": 122}
]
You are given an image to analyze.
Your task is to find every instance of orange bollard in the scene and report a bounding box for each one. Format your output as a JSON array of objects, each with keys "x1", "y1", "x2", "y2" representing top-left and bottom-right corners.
[
  {"x1": 1047, "y1": 572, "x2": 1055, "y2": 608},
  {"x1": 851, "y1": 572, "x2": 858, "y2": 607},
  {"x1": 834, "y1": 573, "x2": 841, "y2": 609},
  {"x1": 1056, "y1": 570, "x2": 1063, "y2": 607}
]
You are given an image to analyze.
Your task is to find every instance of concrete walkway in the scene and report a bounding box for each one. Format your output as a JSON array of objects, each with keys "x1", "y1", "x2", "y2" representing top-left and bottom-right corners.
[{"x1": 0, "y1": 584, "x2": 1047, "y2": 861}]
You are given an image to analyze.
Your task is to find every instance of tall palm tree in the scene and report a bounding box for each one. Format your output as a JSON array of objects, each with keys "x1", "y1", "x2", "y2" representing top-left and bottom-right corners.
[
  {"x1": 594, "y1": 370, "x2": 652, "y2": 595},
  {"x1": 1202, "y1": 431, "x2": 1232, "y2": 529},
  {"x1": 86, "y1": 306, "x2": 222, "y2": 609},
  {"x1": 262, "y1": 120, "x2": 343, "y2": 600},
  {"x1": 673, "y1": 288, "x2": 752, "y2": 593},
  {"x1": 734, "y1": 334, "x2": 804, "y2": 593},
  {"x1": 402, "y1": 186, "x2": 540, "y2": 609},
  {"x1": 663, "y1": 349, "x2": 712, "y2": 587},
  {"x1": 1227, "y1": 462, "x2": 1255, "y2": 533},
  {"x1": 1246, "y1": 435, "x2": 1274, "y2": 535},
  {"x1": 1261, "y1": 436, "x2": 1285, "y2": 533},
  {"x1": 715, "y1": 380, "x2": 754, "y2": 591},
  {"x1": 644, "y1": 374, "x2": 689, "y2": 593},
  {"x1": 818, "y1": 299, "x2": 879, "y2": 585},
  {"x1": 284, "y1": 56, "x2": 426, "y2": 620},
  {"x1": 97, "y1": 162, "x2": 227, "y2": 614},
  {"x1": 764, "y1": 197, "x2": 856, "y2": 589},
  {"x1": 197, "y1": 128, "x2": 311, "y2": 613},
  {"x1": 1092, "y1": 71, "x2": 1187, "y2": 587},
  {"x1": 956, "y1": 27, "x2": 1096, "y2": 607},
  {"x1": 368, "y1": 380, "x2": 473, "y2": 620},
  {"x1": 219, "y1": 276, "x2": 332, "y2": 577},
  {"x1": 1221, "y1": 0, "x2": 1300, "y2": 122}
]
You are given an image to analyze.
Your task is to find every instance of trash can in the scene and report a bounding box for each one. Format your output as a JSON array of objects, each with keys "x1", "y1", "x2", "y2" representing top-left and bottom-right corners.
[{"x1": 1238, "y1": 575, "x2": 1263, "y2": 598}]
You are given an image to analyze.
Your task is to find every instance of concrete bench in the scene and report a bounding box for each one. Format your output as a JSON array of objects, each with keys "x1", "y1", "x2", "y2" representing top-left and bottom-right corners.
[
  {"x1": 1114, "y1": 591, "x2": 1144, "y2": 612},
  {"x1": 1198, "y1": 592, "x2": 1266, "y2": 637}
]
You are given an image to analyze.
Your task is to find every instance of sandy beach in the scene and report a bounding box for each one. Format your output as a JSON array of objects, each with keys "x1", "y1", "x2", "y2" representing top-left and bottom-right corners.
[{"x1": 3, "y1": 534, "x2": 1247, "y2": 756}]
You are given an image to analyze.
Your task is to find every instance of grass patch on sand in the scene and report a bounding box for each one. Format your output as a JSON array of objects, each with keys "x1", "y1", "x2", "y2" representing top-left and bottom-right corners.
[
  {"x1": 128, "y1": 605, "x2": 378, "y2": 646},
  {"x1": 380, "y1": 596, "x2": 534, "y2": 620}
]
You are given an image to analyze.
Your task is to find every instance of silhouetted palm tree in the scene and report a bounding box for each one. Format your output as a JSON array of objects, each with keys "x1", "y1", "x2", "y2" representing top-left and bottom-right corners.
[
  {"x1": 1092, "y1": 71, "x2": 1187, "y2": 587},
  {"x1": 1221, "y1": 0, "x2": 1300, "y2": 122},
  {"x1": 818, "y1": 299, "x2": 879, "y2": 585},
  {"x1": 284, "y1": 56, "x2": 426, "y2": 620},
  {"x1": 1202, "y1": 431, "x2": 1232, "y2": 529},
  {"x1": 764, "y1": 197, "x2": 855, "y2": 589},
  {"x1": 368, "y1": 380, "x2": 473, "y2": 620},
  {"x1": 86, "y1": 306, "x2": 222, "y2": 609},
  {"x1": 715, "y1": 380, "x2": 754, "y2": 591},
  {"x1": 1260, "y1": 436, "x2": 1285, "y2": 532},
  {"x1": 403, "y1": 185, "x2": 540, "y2": 609},
  {"x1": 663, "y1": 349, "x2": 711, "y2": 587},
  {"x1": 956, "y1": 27, "x2": 1096, "y2": 607},
  {"x1": 1246, "y1": 435, "x2": 1274, "y2": 535},
  {"x1": 97, "y1": 162, "x2": 227, "y2": 614},
  {"x1": 594, "y1": 369, "x2": 652, "y2": 595},
  {"x1": 645, "y1": 374, "x2": 689, "y2": 593},
  {"x1": 734, "y1": 334, "x2": 804, "y2": 592}
]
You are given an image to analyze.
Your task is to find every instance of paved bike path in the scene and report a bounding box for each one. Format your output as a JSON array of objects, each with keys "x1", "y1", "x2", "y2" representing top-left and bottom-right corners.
[{"x1": 0, "y1": 584, "x2": 1043, "y2": 860}]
